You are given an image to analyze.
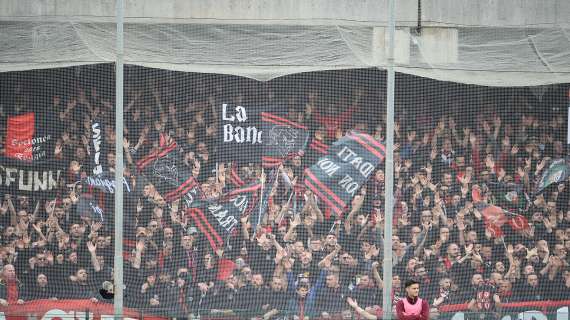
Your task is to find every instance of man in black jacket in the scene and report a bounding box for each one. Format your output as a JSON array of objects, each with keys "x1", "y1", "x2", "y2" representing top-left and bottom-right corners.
[
  {"x1": 515, "y1": 273, "x2": 546, "y2": 301},
  {"x1": 315, "y1": 272, "x2": 346, "y2": 317},
  {"x1": 68, "y1": 268, "x2": 98, "y2": 302},
  {"x1": 236, "y1": 272, "x2": 270, "y2": 316},
  {"x1": 22, "y1": 273, "x2": 59, "y2": 301},
  {"x1": 263, "y1": 277, "x2": 288, "y2": 319}
]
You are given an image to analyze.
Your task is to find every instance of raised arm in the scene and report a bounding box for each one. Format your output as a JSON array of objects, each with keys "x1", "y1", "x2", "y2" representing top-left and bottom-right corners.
[
  {"x1": 345, "y1": 193, "x2": 365, "y2": 235},
  {"x1": 347, "y1": 297, "x2": 378, "y2": 320},
  {"x1": 371, "y1": 261, "x2": 383, "y2": 289},
  {"x1": 86, "y1": 241, "x2": 101, "y2": 272}
]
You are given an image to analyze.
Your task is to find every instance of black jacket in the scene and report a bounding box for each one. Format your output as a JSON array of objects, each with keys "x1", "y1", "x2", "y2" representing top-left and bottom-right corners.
[
  {"x1": 22, "y1": 284, "x2": 59, "y2": 301},
  {"x1": 315, "y1": 285, "x2": 347, "y2": 314}
]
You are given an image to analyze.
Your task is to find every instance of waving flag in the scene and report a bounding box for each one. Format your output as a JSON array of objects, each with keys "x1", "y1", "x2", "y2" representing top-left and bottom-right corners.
[
  {"x1": 305, "y1": 137, "x2": 330, "y2": 166},
  {"x1": 186, "y1": 190, "x2": 256, "y2": 251},
  {"x1": 535, "y1": 158, "x2": 570, "y2": 194},
  {"x1": 136, "y1": 142, "x2": 199, "y2": 202},
  {"x1": 261, "y1": 112, "x2": 309, "y2": 168},
  {"x1": 229, "y1": 162, "x2": 248, "y2": 188},
  {"x1": 494, "y1": 184, "x2": 530, "y2": 214},
  {"x1": 472, "y1": 187, "x2": 530, "y2": 237},
  {"x1": 305, "y1": 131, "x2": 384, "y2": 215}
]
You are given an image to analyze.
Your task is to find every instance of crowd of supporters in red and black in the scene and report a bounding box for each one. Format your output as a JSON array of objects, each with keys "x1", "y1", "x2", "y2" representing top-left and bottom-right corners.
[{"x1": 0, "y1": 66, "x2": 569, "y2": 319}]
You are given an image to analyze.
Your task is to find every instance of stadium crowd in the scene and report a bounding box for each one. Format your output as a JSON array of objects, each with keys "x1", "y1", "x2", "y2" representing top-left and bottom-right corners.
[{"x1": 0, "y1": 67, "x2": 569, "y2": 319}]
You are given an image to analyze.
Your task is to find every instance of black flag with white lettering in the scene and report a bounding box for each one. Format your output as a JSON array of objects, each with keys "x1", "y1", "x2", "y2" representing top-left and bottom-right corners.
[
  {"x1": 261, "y1": 112, "x2": 309, "y2": 168},
  {"x1": 90, "y1": 119, "x2": 105, "y2": 176},
  {"x1": 304, "y1": 131, "x2": 385, "y2": 215},
  {"x1": 186, "y1": 191, "x2": 256, "y2": 251},
  {"x1": 136, "y1": 142, "x2": 198, "y2": 202},
  {"x1": 218, "y1": 104, "x2": 263, "y2": 164}
]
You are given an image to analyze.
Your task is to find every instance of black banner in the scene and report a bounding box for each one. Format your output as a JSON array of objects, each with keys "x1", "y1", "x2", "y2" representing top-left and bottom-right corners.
[
  {"x1": 0, "y1": 157, "x2": 64, "y2": 196},
  {"x1": 136, "y1": 142, "x2": 197, "y2": 202},
  {"x1": 218, "y1": 104, "x2": 263, "y2": 164},
  {"x1": 261, "y1": 112, "x2": 309, "y2": 168},
  {"x1": 304, "y1": 131, "x2": 385, "y2": 215}
]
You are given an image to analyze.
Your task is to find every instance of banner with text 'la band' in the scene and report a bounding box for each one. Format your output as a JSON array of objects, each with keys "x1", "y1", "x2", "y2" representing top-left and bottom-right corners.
[
  {"x1": 219, "y1": 104, "x2": 263, "y2": 164},
  {"x1": 219, "y1": 104, "x2": 309, "y2": 165},
  {"x1": 304, "y1": 131, "x2": 385, "y2": 215}
]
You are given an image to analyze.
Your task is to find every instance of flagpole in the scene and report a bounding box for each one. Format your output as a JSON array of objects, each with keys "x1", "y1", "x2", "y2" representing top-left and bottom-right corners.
[
  {"x1": 276, "y1": 191, "x2": 294, "y2": 226},
  {"x1": 257, "y1": 168, "x2": 265, "y2": 227}
]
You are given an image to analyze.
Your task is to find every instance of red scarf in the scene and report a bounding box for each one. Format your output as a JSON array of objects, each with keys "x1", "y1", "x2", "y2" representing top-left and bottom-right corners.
[{"x1": 6, "y1": 279, "x2": 18, "y2": 304}]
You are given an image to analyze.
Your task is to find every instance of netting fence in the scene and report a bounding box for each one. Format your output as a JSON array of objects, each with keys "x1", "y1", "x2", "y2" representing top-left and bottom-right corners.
[{"x1": 1, "y1": 3, "x2": 570, "y2": 320}]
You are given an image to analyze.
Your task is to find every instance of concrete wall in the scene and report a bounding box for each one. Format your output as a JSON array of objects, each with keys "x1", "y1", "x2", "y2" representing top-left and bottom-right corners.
[{"x1": 1, "y1": 0, "x2": 568, "y2": 27}]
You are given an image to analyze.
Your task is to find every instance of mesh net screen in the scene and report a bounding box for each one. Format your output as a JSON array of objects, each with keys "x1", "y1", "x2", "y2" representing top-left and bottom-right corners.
[{"x1": 1, "y1": 64, "x2": 570, "y2": 320}]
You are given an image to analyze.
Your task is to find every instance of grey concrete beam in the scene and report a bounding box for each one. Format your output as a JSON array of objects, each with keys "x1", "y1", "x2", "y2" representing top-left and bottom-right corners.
[{"x1": 0, "y1": 0, "x2": 568, "y2": 27}]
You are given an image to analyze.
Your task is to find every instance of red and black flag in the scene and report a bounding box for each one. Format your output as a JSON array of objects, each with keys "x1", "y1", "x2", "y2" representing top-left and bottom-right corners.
[
  {"x1": 304, "y1": 137, "x2": 330, "y2": 166},
  {"x1": 309, "y1": 138, "x2": 329, "y2": 155},
  {"x1": 186, "y1": 189, "x2": 257, "y2": 251},
  {"x1": 5, "y1": 112, "x2": 54, "y2": 162},
  {"x1": 229, "y1": 162, "x2": 247, "y2": 188},
  {"x1": 136, "y1": 142, "x2": 199, "y2": 203},
  {"x1": 261, "y1": 112, "x2": 309, "y2": 168},
  {"x1": 304, "y1": 131, "x2": 385, "y2": 215},
  {"x1": 472, "y1": 186, "x2": 530, "y2": 237}
]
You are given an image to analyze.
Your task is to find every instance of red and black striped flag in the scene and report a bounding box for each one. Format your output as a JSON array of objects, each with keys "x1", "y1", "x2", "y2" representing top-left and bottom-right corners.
[
  {"x1": 136, "y1": 142, "x2": 199, "y2": 203},
  {"x1": 261, "y1": 112, "x2": 309, "y2": 168},
  {"x1": 186, "y1": 188, "x2": 257, "y2": 251},
  {"x1": 304, "y1": 131, "x2": 385, "y2": 215}
]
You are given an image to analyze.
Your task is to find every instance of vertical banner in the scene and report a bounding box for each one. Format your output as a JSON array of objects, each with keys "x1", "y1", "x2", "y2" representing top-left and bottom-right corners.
[{"x1": 91, "y1": 119, "x2": 104, "y2": 175}]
